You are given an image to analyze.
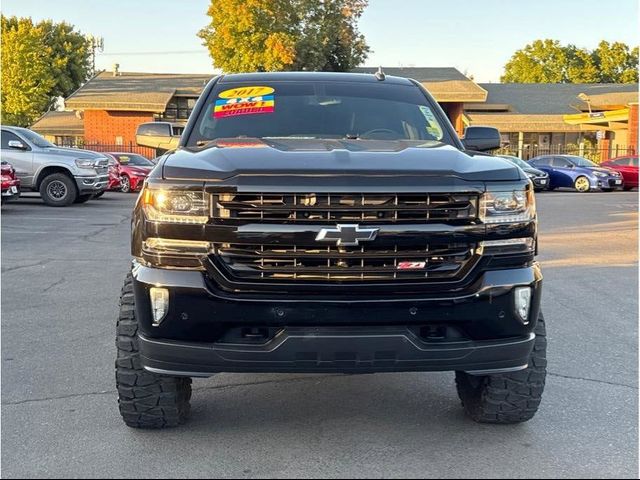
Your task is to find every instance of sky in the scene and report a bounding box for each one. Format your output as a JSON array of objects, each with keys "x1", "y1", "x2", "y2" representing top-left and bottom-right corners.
[{"x1": 3, "y1": 0, "x2": 639, "y2": 82}]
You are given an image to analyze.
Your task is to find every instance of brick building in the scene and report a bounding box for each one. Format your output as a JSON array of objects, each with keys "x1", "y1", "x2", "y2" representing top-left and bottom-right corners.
[{"x1": 63, "y1": 71, "x2": 212, "y2": 146}]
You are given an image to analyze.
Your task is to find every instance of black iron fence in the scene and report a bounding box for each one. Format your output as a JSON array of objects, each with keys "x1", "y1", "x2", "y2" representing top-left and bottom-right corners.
[
  {"x1": 497, "y1": 144, "x2": 635, "y2": 163},
  {"x1": 57, "y1": 141, "x2": 157, "y2": 159}
]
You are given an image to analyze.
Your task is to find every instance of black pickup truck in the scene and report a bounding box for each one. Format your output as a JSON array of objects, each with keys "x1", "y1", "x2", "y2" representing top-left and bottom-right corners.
[{"x1": 117, "y1": 72, "x2": 546, "y2": 428}]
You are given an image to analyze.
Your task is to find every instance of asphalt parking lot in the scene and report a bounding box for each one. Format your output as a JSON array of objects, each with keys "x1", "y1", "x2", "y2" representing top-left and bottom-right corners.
[{"x1": 1, "y1": 190, "x2": 638, "y2": 478}]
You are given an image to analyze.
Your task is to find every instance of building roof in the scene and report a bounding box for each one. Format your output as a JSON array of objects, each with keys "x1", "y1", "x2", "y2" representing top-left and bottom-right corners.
[
  {"x1": 474, "y1": 83, "x2": 639, "y2": 114},
  {"x1": 352, "y1": 67, "x2": 487, "y2": 102},
  {"x1": 30, "y1": 111, "x2": 84, "y2": 135},
  {"x1": 587, "y1": 91, "x2": 639, "y2": 109},
  {"x1": 65, "y1": 71, "x2": 213, "y2": 112},
  {"x1": 466, "y1": 113, "x2": 582, "y2": 133},
  {"x1": 220, "y1": 71, "x2": 415, "y2": 85}
]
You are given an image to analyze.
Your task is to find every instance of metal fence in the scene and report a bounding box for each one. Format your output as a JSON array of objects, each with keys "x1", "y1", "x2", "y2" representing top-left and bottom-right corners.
[
  {"x1": 57, "y1": 141, "x2": 157, "y2": 159},
  {"x1": 496, "y1": 144, "x2": 636, "y2": 163}
]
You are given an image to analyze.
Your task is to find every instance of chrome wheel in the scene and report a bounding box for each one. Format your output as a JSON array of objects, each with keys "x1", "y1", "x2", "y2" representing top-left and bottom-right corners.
[
  {"x1": 47, "y1": 180, "x2": 68, "y2": 200},
  {"x1": 120, "y1": 175, "x2": 130, "y2": 193},
  {"x1": 574, "y1": 176, "x2": 590, "y2": 192}
]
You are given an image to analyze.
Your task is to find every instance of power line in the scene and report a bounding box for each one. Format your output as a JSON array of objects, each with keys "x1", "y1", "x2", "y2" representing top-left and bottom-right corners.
[{"x1": 98, "y1": 50, "x2": 206, "y2": 56}]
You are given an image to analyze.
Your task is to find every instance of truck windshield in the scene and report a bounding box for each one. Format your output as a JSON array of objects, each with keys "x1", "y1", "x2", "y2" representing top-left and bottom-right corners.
[{"x1": 188, "y1": 81, "x2": 452, "y2": 147}]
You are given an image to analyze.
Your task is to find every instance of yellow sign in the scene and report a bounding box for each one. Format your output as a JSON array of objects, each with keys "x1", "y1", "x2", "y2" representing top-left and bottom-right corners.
[
  {"x1": 218, "y1": 86, "x2": 275, "y2": 99},
  {"x1": 563, "y1": 108, "x2": 630, "y2": 125}
]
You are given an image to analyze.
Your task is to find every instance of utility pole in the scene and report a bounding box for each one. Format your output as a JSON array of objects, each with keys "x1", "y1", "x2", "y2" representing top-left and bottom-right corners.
[{"x1": 86, "y1": 34, "x2": 104, "y2": 76}]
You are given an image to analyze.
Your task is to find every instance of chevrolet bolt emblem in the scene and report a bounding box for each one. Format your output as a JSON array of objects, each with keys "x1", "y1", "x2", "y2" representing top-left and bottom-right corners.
[{"x1": 315, "y1": 224, "x2": 379, "y2": 246}]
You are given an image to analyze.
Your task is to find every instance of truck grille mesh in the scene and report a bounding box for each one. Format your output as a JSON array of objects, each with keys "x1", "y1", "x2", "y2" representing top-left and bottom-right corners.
[
  {"x1": 213, "y1": 192, "x2": 478, "y2": 224},
  {"x1": 213, "y1": 242, "x2": 477, "y2": 282}
]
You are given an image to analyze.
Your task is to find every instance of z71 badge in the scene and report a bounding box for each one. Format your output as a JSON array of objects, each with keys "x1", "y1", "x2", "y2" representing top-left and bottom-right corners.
[{"x1": 397, "y1": 261, "x2": 427, "y2": 270}]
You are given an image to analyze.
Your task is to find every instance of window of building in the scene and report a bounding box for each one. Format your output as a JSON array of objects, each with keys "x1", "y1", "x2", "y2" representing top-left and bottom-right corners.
[
  {"x1": 115, "y1": 136, "x2": 123, "y2": 146},
  {"x1": 164, "y1": 97, "x2": 197, "y2": 120}
]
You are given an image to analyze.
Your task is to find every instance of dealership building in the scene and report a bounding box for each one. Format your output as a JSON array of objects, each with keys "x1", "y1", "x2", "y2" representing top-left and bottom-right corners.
[{"x1": 31, "y1": 68, "x2": 638, "y2": 160}]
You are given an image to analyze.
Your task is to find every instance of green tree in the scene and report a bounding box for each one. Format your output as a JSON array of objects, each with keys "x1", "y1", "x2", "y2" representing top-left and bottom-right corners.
[
  {"x1": 502, "y1": 39, "x2": 639, "y2": 83},
  {"x1": 39, "y1": 19, "x2": 93, "y2": 98},
  {"x1": 1, "y1": 17, "x2": 55, "y2": 126},
  {"x1": 593, "y1": 41, "x2": 639, "y2": 83},
  {"x1": 1, "y1": 15, "x2": 91, "y2": 127},
  {"x1": 199, "y1": 0, "x2": 370, "y2": 73}
]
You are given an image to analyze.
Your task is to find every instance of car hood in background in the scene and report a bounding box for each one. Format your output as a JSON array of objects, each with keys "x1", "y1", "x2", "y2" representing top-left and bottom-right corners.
[
  {"x1": 583, "y1": 166, "x2": 619, "y2": 175},
  {"x1": 522, "y1": 167, "x2": 547, "y2": 176},
  {"x1": 161, "y1": 138, "x2": 524, "y2": 183}
]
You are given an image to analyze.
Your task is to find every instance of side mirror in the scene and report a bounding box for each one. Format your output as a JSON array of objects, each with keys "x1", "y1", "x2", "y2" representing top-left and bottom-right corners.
[
  {"x1": 8, "y1": 140, "x2": 27, "y2": 150},
  {"x1": 135, "y1": 122, "x2": 180, "y2": 151},
  {"x1": 462, "y1": 126, "x2": 501, "y2": 152}
]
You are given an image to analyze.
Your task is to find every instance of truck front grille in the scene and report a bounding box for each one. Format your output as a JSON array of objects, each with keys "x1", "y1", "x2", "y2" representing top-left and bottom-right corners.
[
  {"x1": 213, "y1": 192, "x2": 478, "y2": 224},
  {"x1": 213, "y1": 242, "x2": 477, "y2": 283}
]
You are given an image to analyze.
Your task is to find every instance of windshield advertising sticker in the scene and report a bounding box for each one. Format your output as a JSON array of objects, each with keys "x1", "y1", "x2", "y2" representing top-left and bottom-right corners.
[
  {"x1": 214, "y1": 94, "x2": 275, "y2": 118},
  {"x1": 218, "y1": 86, "x2": 275, "y2": 99}
]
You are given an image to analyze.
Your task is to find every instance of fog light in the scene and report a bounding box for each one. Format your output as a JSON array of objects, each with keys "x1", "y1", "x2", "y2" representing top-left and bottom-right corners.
[
  {"x1": 514, "y1": 287, "x2": 532, "y2": 324},
  {"x1": 149, "y1": 287, "x2": 169, "y2": 326}
]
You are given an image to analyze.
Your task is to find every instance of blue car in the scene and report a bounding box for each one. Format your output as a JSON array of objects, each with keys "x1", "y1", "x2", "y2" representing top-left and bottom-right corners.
[{"x1": 528, "y1": 155, "x2": 624, "y2": 192}]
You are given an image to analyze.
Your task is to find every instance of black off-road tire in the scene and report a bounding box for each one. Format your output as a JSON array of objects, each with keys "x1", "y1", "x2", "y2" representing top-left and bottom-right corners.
[
  {"x1": 116, "y1": 273, "x2": 192, "y2": 429},
  {"x1": 39, "y1": 173, "x2": 77, "y2": 206},
  {"x1": 74, "y1": 194, "x2": 94, "y2": 204},
  {"x1": 455, "y1": 313, "x2": 547, "y2": 424}
]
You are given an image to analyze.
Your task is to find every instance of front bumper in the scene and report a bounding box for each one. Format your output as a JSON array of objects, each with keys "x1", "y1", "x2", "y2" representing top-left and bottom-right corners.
[
  {"x1": 75, "y1": 174, "x2": 109, "y2": 194},
  {"x1": 129, "y1": 175, "x2": 147, "y2": 191},
  {"x1": 530, "y1": 176, "x2": 549, "y2": 189},
  {"x1": 132, "y1": 262, "x2": 543, "y2": 376},
  {"x1": 1, "y1": 184, "x2": 20, "y2": 202},
  {"x1": 591, "y1": 176, "x2": 624, "y2": 190}
]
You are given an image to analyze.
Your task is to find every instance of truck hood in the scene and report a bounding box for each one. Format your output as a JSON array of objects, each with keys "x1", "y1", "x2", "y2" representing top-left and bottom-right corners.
[
  {"x1": 162, "y1": 138, "x2": 523, "y2": 183},
  {"x1": 44, "y1": 147, "x2": 108, "y2": 160}
]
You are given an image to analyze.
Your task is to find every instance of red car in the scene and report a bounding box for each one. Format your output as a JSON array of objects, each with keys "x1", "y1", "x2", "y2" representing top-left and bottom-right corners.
[
  {"x1": 1, "y1": 161, "x2": 20, "y2": 204},
  {"x1": 601, "y1": 155, "x2": 639, "y2": 191},
  {"x1": 105, "y1": 152, "x2": 155, "y2": 193}
]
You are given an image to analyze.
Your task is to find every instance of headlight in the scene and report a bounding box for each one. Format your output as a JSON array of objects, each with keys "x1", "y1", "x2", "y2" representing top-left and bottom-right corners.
[
  {"x1": 594, "y1": 172, "x2": 608, "y2": 178},
  {"x1": 142, "y1": 188, "x2": 209, "y2": 224},
  {"x1": 75, "y1": 159, "x2": 95, "y2": 169},
  {"x1": 527, "y1": 173, "x2": 536, "y2": 178},
  {"x1": 480, "y1": 188, "x2": 535, "y2": 223}
]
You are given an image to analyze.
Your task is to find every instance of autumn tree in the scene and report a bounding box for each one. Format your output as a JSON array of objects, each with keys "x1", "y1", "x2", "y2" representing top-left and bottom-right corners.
[
  {"x1": 198, "y1": 0, "x2": 370, "y2": 73},
  {"x1": 502, "y1": 39, "x2": 639, "y2": 83},
  {"x1": 1, "y1": 16, "x2": 92, "y2": 127},
  {"x1": 1, "y1": 16, "x2": 55, "y2": 126}
]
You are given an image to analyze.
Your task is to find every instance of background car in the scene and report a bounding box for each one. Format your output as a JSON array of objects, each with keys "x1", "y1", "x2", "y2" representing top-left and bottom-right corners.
[
  {"x1": 0, "y1": 126, "x2": 108, "y2": 206},
  {"x1": 601, "y1": 155, "x2": 638, "y2": 191},
  {"x1": 104, "y1": 152, "x2": 155, "y2": 193},
  {"x1": 105, "y1": 157, "x2": 122, "y2": 192},
  {"x1": 498, "y1": 154, "x2": 549, "y2": 191},
  {"x1": 528, "y1": 154, "x2": 623, "y2": 192},
  {"x1": 1, "y1": 161, "x2": 20, "y2": 204}
]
